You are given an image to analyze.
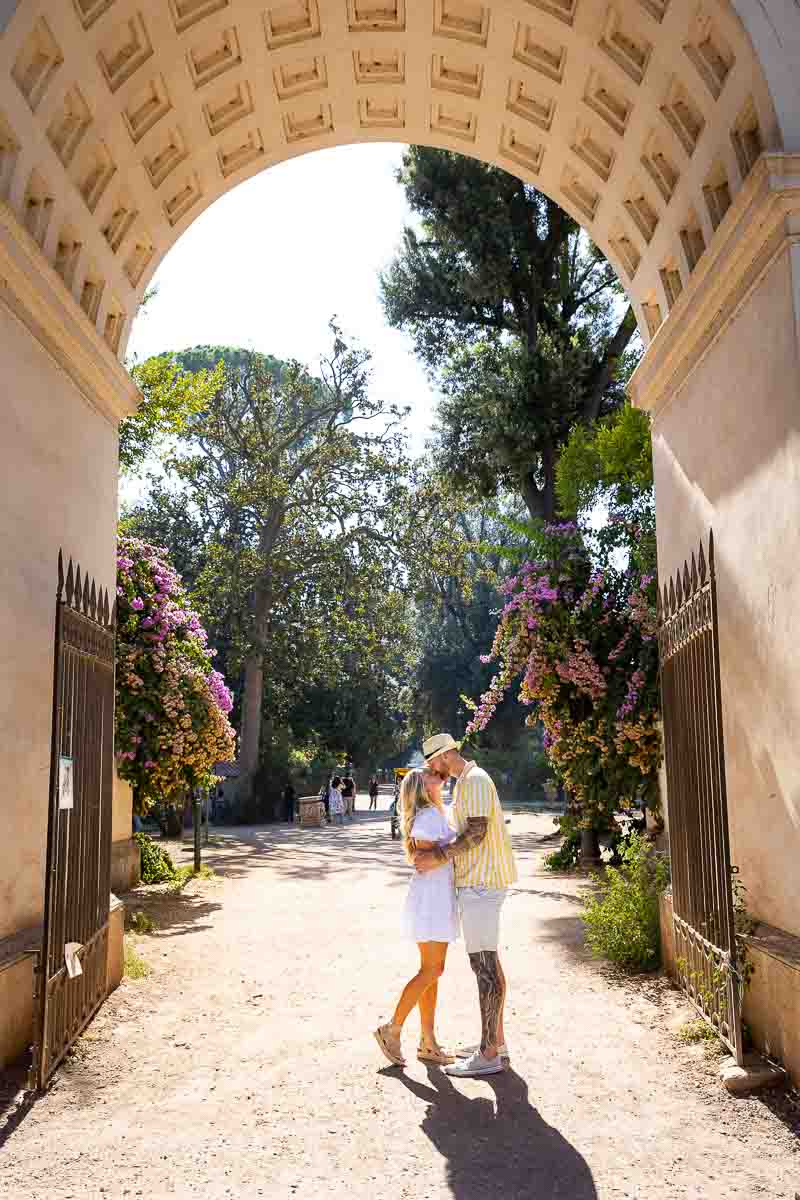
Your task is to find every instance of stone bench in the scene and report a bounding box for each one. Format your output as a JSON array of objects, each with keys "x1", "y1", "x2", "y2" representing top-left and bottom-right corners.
[{"x1": 297, "y1": 796, "x2": 326, "y2": 828}]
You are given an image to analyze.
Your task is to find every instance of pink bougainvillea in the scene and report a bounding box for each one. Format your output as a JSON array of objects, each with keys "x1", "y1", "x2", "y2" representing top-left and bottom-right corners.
[
  {"x1": 115, "y1": 536, "x2": 235, "y2": 811},
  {"x1": 464, "y1": 524, "x2": 662, "y2": 831}
]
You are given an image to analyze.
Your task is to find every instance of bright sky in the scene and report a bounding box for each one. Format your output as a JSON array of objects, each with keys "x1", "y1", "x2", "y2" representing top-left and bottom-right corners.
[{"x1": 127, "y1": 143, "x2": 436, "y2": 456}]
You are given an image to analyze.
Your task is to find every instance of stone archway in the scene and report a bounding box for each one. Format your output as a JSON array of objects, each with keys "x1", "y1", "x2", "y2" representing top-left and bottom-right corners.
[
  {"x1": 0, "y1": 0, "x2": 787, "y2": 352},
  {"x1": 1, "y1": 0, "x2": 800, "y2": 1080}
]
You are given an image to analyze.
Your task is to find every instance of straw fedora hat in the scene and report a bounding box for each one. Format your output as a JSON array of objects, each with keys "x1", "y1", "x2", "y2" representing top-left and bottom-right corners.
[{"x1": 422, "y1": 733, "x2": 461, "y2": 764}]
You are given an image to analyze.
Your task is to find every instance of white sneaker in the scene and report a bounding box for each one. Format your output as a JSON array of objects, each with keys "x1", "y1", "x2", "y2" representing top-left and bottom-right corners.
[
  {"x1": 444, "y1": 1050, "x2": 504, "y2": 1077},
  {"x1": 456, "y1": 1042, "x2": 509, "y2": 1060}
]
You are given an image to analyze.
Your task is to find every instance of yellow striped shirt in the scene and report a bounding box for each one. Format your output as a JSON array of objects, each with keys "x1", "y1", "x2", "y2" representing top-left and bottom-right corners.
[{"x1": 451, "y1": 762, "x2": 518, "y2": 888}]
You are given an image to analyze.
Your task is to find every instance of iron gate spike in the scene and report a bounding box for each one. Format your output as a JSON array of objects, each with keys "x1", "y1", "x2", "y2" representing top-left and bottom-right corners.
[
  {"x1": 698, "y1": 539, "x2": 708, "y2": 584},
  {"x1": 89, "y1": 579, "x2": 97, "y2": 620},
  {"x1": 690, "y1": 552, "x2": 698, "y2": 595},
  {"x1": 683, "y1": 560, "x2": 691, "y2": 599},
  {"x1": 65, "y1": 558, "x2": 75, "y2": 606},
  {"x1": 675, "y1": 569, "x2": 683, "y2": 607},
  {"x1": 73, "y1": 564, "x2": 82, "y2": 610}
]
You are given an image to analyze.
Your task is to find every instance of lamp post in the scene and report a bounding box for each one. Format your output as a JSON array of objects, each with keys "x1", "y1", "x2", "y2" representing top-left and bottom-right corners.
[{"x1": 192, "y1": 790, "x2": 202, "y2": 872}]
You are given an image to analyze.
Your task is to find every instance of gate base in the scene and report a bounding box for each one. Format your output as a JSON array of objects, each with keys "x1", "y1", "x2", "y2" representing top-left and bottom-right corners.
[
  {"x1": 660, "y1": 891, "x2": 800, "y2": 1089},
  {"x1": 720, "y1": 1053, "x2": 786, "y2": 1095},
  {"x1": 106, "y1": 897, "x2": 125, "y2": 995}
]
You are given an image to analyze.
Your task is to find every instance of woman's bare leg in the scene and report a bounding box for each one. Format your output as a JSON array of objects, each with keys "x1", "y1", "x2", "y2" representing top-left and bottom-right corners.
[
  {"x1": 417, "y1": 943, "x2": 448, "y2": 1041},
  {"x1": 391, "y1": 942, "x2": 447, "y2": 1030}
]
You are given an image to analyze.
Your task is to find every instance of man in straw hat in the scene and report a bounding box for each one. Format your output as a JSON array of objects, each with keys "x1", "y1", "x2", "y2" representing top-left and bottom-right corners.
[{"x1": 414, "y1": 733, "x2": 517, "y2": 1077}]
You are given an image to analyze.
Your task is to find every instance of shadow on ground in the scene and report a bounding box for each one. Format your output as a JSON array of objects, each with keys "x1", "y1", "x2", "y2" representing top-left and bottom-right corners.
[
  {"x1": 119, "y1": 884, "x2": 223, "y2": 940},
  {"x1": 0, "y1": 1055, "x2": 37, "y2": 1150},
  {"x1": 159, "y1": 813, "x2": 413, "y2": 887},
  {"x1": 390, "y1": 1065, "x2": 597, "y2": 1200}
]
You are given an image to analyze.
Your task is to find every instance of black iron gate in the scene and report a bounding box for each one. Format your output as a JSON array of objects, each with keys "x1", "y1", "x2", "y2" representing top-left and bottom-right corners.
[
  {"x1": 657, "y1": 532, "x2": 743, "y2": 1064},
  {"x1": 33, "y1": 552, "x2": 115, "y2": 1089}
]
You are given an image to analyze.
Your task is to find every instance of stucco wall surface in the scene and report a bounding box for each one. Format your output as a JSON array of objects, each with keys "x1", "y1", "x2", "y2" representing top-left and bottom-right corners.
[
  {"x1": 0, "y1": 300, "x2": 118, "y2": 939},
  {"x1": 651, "y1": 246, "x2": 800, "y2": 937},
  {"x1": 0, "y1": 956, "x2": 33, "y2": 1067}
]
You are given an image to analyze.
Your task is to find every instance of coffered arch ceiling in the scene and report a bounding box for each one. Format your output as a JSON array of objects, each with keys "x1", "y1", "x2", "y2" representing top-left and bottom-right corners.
[{"x1": 0, "y1": 0, "x2": 783, "y2": 361}]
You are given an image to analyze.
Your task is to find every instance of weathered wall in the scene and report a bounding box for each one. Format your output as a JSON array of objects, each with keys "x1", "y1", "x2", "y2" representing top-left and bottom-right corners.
[
  {"x1": 0, "y1": 299, "x2": 119, "y2": 939},
  {"x1": 649, "y1": 245, "x2": 800, "y2": 936},
  {"x1": 111, "y1": 773, "x2": 139, "y2": 893},
  {"x1": 0, "y1": 956, "x2": 34, "y2": 1066}
]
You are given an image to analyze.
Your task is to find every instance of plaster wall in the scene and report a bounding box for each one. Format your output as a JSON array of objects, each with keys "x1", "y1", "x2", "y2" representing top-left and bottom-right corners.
[
  {"x1": 650, "y1": 245, "x2": 800, "y2": 936},
  {"x1": 0, "y1": 956, "x2": 33, "y2": 1065},
  {"x1": 111, "y1": 773, "x2": 139, "y2": 892},
  {"x1": 0, "y1": 299, "x2": 118, "y2": 940}
]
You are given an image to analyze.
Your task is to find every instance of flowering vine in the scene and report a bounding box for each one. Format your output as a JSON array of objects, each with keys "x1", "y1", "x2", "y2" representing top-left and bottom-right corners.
[
  {"x1": 464, "y1": 524, "x2": 661, "y2": 831},
  {"x1": 115, "y1": 535, "x2": 235, "y2": 812}
]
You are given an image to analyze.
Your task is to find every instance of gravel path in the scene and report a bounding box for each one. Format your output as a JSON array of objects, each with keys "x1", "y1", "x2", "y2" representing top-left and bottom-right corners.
[{"x1": 1, "y1": 805, "x2": 797, "y2": 1200}]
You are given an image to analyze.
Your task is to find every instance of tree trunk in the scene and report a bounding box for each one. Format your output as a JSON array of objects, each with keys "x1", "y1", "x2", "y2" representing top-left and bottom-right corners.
[
  {"x1": 238, "y1": 649, "x2": 264, "y2": 806},
  {"x1": 579, "y1": 827, "x2": 601, "y2": 865},
  {"x1": 520, "y1": 442, "x2": 558, "y2": 523},
  {"x1": 237, "y1": 571, "x2": 273, "y2": 806}
]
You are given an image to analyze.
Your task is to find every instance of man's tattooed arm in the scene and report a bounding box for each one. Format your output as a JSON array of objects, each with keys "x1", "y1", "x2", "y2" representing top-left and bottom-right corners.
[{"x1": 412, "y1": 818, "x2": 488, "y2": 872}]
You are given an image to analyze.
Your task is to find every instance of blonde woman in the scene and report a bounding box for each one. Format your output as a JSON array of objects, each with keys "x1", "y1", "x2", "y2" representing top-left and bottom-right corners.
[{"x1": 373, "y1": 768, "x2": 458, "y2": 1067}]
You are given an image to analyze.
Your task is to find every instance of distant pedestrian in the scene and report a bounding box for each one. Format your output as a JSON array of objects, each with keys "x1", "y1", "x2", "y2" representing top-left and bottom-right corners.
[
  {"x1": 329, "y1": 775, "x2": 345, "y2": 826},
  {"x1": 368, "y1": 776, "x2": 379, "y2": 810},
  {"x1": 319, "y1": 777, "x2": 331, "y2": 821},
  {"x1": 283, "y1": 781, "x2": 296, "y2": 823},
  {"x1": 341, "y1": 774, "x2": 356, "y2": 819}
]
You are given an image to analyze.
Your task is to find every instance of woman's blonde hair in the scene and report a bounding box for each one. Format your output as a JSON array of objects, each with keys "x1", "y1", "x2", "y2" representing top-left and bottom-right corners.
[{"x1": 399, "y1": 769, "x2": 437, "y2": 863}]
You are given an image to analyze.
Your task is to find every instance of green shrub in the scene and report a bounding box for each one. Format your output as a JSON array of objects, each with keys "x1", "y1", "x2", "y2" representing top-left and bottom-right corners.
[
  {"x1": 123, "y1": 937, "x2": 151, "y2": 979},
  {"x1": 127, "y1": 910, "x2": 155, "y2": 934},
  {"x1": 676, "y1": 1019, "x2": 719, "y2": 1045},
  {"x1": 581, "y1": 832, "x2": 669, "y2": 970},
  {"x1": 134, "y1": 832, "x2": 176, "y2": 884},
  {"x1": 167, "y1": 865, "x2": 193, "y2": 893},
  {"x1": 543, "y1": 812, "x2": 580, "y2": 871},
  {"x1": 544, "y1": 830, "x2": 581, "y2": 871}
]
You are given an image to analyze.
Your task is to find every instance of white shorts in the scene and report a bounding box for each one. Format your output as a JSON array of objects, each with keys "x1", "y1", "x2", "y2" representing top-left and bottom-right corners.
[{"x1": 457, "y1": 886, "x2": 507, "y2": 954}]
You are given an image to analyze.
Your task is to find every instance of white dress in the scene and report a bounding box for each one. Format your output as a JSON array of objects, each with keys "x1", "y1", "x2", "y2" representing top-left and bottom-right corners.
[
  {"x1": 329, "y1": 786, "x2": 344, "y2": 815},
  {"x1": 401, "y1": 806, "x2": 459, "y2": 943}
]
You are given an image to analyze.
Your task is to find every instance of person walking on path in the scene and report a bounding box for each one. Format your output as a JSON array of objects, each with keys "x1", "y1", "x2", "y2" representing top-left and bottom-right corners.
[
  {"x1": 413, "y1": 733, "x2": 517, "y2": 1079},
  {"x1": 283, "y1": 781, "x2": 296, "y2": 824},
  {"x1": 368, "y1": 776, "x2": 379, "y2": 810},
  {"x1": 373, "y1": 769, "x2": 458, "y2": 1067},
  {"x1": 319, "y1": 777, "x2": 331, "y2": 822},
  {"x1": 329, "y1": 776, "x2": 345, "y2": 826},
  {"x1": 341, "y1": 774, "x2": 356, "y2": 819}
]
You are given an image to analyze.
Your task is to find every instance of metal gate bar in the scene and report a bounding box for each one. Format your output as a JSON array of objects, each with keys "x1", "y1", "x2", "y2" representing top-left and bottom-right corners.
[
  {"x1": 34, "y1": 552, "x2": 115, "y2": 1089},
  {"x1": 657, "y1": 532, "x2": 743, "y2": 1064}
]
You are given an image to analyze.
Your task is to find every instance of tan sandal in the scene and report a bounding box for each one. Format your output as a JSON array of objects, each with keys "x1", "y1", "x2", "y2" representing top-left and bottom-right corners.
[
  {"x1": 417, "y1": 1037, "x2": 455, "y2": 1065},
  {"x1": 374, "y1": 1022, "x2": 405, "y2": 1066}
]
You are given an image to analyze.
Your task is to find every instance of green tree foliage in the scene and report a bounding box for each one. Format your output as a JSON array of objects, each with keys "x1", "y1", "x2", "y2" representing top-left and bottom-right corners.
[
  {"x1": 120, "y1": 355, "x2": 224, "y2": 474},
  {"x1": 381, "y1": 148, "x2": 639, "y2": 519},
  {"x1": 135, "y1": 327, "x2": 413, "y2": 803},
  {"x1": 556, "y1": 403, "x2": 656, "y2": 576}
]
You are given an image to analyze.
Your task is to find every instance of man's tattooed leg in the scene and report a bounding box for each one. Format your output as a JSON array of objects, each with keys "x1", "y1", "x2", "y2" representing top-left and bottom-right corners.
[{"x1": 468, "y1": 950, "x2": 503, "y2": 1055}]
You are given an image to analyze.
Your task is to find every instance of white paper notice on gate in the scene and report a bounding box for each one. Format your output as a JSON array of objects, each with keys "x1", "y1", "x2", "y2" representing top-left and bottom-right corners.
[
  {"x1": 58, "y1": 756, "x2": 74, "y2": 810},
  {"x1": 64, "y1": 942, "x2": 83, "y2": 979}
]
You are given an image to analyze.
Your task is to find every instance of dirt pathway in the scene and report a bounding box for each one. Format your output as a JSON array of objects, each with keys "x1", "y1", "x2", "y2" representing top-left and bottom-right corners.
[{"x1": 1, "y1": 807, "x2": 797, "y2": 1200}]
